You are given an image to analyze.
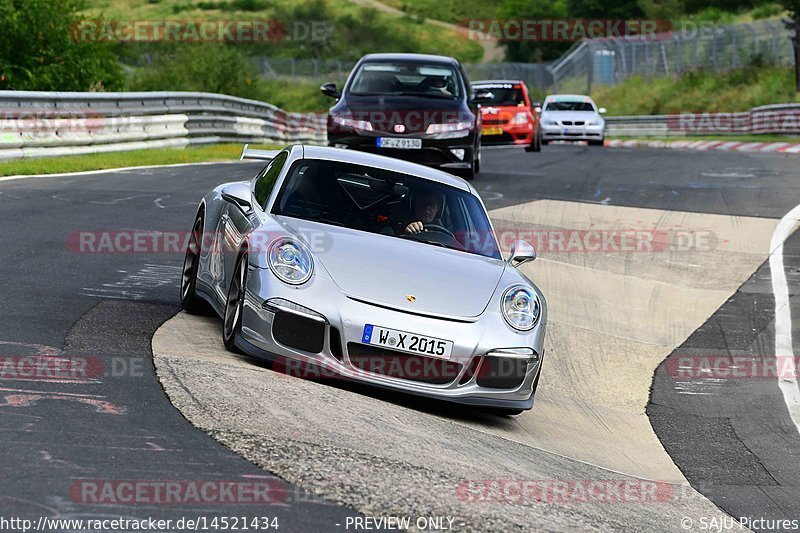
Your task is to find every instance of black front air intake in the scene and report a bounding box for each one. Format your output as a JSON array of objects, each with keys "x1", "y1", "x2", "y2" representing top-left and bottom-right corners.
[
  {"x1": 329, "y1": 326, "x2": 344, "y2": 361},
  {"x1": 272, "y1": 311, "x2": 325, "y2": 354},
  {"x1": 476, "y1": 356, "x2": 529, "y2": 390}
]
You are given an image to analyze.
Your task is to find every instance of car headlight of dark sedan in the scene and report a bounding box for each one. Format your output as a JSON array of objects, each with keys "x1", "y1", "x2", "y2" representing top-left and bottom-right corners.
[
  {"x1": 425, "y1": 121, "x2": 472, "y2": 138},
  {"x1": 268, "y1": 238, "x2": 314, "y2": 285},
  {"x1": 331, "y1": 115, "x2": 373, "y2": 131},
  {"x1": 502, "y1": 286, "x2": 540, "y2": 331}
]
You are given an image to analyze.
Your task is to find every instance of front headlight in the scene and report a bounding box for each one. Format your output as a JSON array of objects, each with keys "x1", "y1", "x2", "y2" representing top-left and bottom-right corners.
[
  {"x1": 511, "y1": 112, "x2": 529, "y2": 125},
  {"x1": 331, "y1": 115, "x2": 373, "y2": 131},
  {"x1": 268, "y1": 238, "x2": 313, "y2": 285},
  {"x1": 426, "y1": 121, "x2": 472, "y2": 134},
  {"x1": 502, "y1": 286, "x2": 540, "y2": 331},
  {"x1": 542, "y1": 119, "x2": 556, "y2": 126},
  {"x1": 587, "y1": 119, "x2": 602, "y2": 126}
]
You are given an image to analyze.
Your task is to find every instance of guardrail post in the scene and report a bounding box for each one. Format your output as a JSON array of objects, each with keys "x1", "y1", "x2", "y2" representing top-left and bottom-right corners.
[
  {"x1": 712, "y1": 31, "x2": 718, "y2": 72},
  {"x1": 587, "y1": 40, "x2": 594, "y2": 94}
]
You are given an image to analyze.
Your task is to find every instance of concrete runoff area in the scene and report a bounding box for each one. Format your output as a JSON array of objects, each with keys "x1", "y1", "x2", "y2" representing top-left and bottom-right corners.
[{"x1": 152, "y1": 197, "x2": 777, "y2": 530}]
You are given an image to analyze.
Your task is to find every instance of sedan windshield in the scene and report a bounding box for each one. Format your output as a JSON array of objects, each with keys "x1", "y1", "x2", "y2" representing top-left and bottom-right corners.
[
  {"x1": 545, "y1": 101, "x2": 595, "y2": 112},
  {"x1": 348, "y1": 61, "x2": 462, "y2": 99},
  {"x1": 474, "y1": 85, "x2": 526, "y2": 107},
  {"x1": 272, "y1": 159, "x2": 500, "y2": 259}
]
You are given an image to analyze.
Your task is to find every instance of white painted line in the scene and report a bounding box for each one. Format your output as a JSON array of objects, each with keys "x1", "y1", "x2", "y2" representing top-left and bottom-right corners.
[
  {"x1": 769, "y1": 204, "x2": 800, "y2": 435},
  {"x1": 696, "y1": 141, "x2": 722, "y2": 150},
  {"x1": 715, "y1": 142, "x2": 742, "y2": 151},
  {"x1": 735, "y1": 142, "x2": 765, "y2": 152},
  {"x1": 0, "y1": 160, "x2": 242, "y2": 184},
  {"x1": 761, "y1": 142, "x2": 791, "y2": 152}
]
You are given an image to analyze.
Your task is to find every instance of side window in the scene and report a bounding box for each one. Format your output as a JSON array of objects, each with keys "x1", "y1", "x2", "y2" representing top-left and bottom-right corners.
[
  {"x1": 458, "y1": 64, "x2": 471, "y2": 99},
  {"x1": 254, "y1": 151, "x2": 288, "y2": 209}
]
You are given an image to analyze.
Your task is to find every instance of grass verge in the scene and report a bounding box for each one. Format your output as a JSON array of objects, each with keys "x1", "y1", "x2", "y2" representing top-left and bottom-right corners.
[
  {"x1": 592, "y1": 66, "x2": 800, "y2": 115},
  {"x1": 0, "y1": 143, "x2": 280, "y2": 177}
]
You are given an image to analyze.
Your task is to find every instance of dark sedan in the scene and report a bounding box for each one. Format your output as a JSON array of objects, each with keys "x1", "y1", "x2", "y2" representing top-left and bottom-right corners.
[{"x1": 321, "y1": 53, "x2": 488, "y2": 180}]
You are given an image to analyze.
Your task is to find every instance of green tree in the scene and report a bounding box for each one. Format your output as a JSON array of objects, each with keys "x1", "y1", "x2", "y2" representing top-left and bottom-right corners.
[
  {"x1": 0, "y1": 0, "x2": 123, "y2": 91},
  {"x1": 566, "y1": 0, "x2": 645, "y2": 18},
  {"x1": 129, "y1": 45, "x2": 261, "y2": 98},
  {"x1": 498, "y1": 0, "x2": 571, "y2": 62}
]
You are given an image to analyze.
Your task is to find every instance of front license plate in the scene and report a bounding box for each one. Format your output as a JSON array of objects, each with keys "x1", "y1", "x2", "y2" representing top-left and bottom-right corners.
[
  {"x1": 362, "y1": 324, "x2": 453, "y2": 360},
  {"x1": 377, "y1": 137, "x2": 422, "y2": 149},
  {"x1": 482, "y1": 127, "x2": 503, "y2": 136}
]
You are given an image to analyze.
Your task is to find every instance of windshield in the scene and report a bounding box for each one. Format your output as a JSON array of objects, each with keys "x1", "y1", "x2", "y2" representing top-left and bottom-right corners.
[
  {"x1": 474, "y1": 84, "x2": 526, "y2": 106},
  {"x1": 272, "y1": 159, "x2": 500, "y2": 259},
  {"x1": 348, "y1": 61, "x2": 462, "y2": 99},
  {"x1": 545, "y1": 100, "x2": 596, "y2": 112}
]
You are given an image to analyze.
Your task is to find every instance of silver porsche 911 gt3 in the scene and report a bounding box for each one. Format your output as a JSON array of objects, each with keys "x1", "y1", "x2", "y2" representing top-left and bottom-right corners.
[{"x1": 180, "y1": 145, "x2": 546, "y2": 414}]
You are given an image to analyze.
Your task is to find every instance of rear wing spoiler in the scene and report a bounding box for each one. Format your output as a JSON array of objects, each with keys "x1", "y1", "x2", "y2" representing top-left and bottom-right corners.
[{"x1": 240, "y1": 144, "x2": 279, "y2": 162}]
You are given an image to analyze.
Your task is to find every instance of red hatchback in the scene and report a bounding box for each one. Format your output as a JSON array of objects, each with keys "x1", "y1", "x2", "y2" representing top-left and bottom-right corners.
[{"x1": 472, "y1": 80, "x2": 542, "y2": 152}]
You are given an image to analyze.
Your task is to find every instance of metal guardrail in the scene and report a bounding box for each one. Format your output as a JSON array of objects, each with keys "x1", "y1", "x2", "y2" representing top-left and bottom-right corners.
[
  {"x1": 1, "y1": 90, "x2": 798, "y2": 160},
  {"x1": 605, "y1": 104, "x2": 800, "y2": 137},
  {"x1": 0, "y1": 90, "x2": 326, "y2": 160}
]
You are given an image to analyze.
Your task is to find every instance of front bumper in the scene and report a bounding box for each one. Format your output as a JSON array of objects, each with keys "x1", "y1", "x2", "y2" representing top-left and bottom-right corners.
[
  {"x1": 327, "y1": 130, "x2": 475, "y2": 173},
  {"x1": 237, "y1": 266, "x2": 545, "y2": 409},
  {"x1": 480, "y1": 121, "x2": 535, "y2": 146},
  {"x1": 541, "y1": 123, "x2": 604, "y2": 141}
]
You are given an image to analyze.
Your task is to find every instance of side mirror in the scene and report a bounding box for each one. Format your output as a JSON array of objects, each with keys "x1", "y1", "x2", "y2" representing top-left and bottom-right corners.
[
  {"x1": 508, "y1": 240, "x2": 536, "y2": 266},
  {"x1": 533, "y1": 106, "x2": 542, "y2": 114},
  {"x1": 320, "y1": 82, "x2": 341, "y2": 98},
  {"x1": 221, "y1": 183, "x2": 253, "y2": 214},
  {"x1": 598, "y1": 107, "x2": 607, "y2": 114},
  {"x1": 471, "y1": 89, "x2": 493, "y2": 103}
]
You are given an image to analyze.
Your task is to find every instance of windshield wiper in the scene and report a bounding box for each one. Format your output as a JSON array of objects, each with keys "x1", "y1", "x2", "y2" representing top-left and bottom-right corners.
[
  {"x1": 310, "y1": 216, "x2": 345, "y2": 227},
  {"x1": 413, "y1": 238, "x2": 464, "y2": 252},
  {"x1": 389, "y1": 91, "x2": 455, "y2": 99}
]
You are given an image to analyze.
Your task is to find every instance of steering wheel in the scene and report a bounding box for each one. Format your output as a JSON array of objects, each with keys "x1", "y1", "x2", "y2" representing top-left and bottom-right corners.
[{"x1": 420, "y1": 223, "x2": 455, "y2": 238}]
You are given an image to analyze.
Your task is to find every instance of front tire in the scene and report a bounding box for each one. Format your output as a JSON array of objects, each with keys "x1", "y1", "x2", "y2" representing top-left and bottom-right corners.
[
  {"x1": 222, "y1": 251, "x2": 248, "y2": 353},
  {"x1": 589, "y1": 138, "x2": 605, "y2": 146},
  {"x1": 181, "y1": 213, "x2": 209, "y2": 314},
  {"x1": 525, "y1": 130, "x2": 542, "y2": 152}
]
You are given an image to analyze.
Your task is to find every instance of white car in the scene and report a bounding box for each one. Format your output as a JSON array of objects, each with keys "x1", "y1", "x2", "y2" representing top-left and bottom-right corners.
[
  {"x1": 539, "y1": 95, "x2": 606, "y2": 146},
  {"x1": 181, "y1": 145, "x2": 547, "y2": 415}
]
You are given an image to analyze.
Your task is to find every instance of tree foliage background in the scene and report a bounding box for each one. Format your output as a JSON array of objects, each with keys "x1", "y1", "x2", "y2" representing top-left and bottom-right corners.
[{"x1": 0, "y1": 0, "x2": 123, "y2": 91}]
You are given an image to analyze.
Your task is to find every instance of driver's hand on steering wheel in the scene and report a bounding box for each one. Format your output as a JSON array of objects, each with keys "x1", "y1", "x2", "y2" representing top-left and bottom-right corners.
[{"x1": 404, "y1": 221, "x2": 424, "y2": 234}]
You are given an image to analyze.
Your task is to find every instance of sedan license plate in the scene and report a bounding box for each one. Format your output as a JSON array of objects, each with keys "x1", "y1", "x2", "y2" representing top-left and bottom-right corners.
[
  {"x1": 377, "y1": 137, "x2": 422, "y2": 149},
  {"x1": 482, "y1": 126, "x2": 503, "y2": 136},
  {"x1": 362, "y1": 324, "x2": 453, "y2": 360}
]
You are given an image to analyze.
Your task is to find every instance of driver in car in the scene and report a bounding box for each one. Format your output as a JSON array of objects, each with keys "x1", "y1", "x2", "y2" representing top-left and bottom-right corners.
[
  {"x1": 404, "y1": 190, "x2": 444, "y2": 235},
  {"x1": 426, "y1": 76, "x2": 452, "y2": 97}
]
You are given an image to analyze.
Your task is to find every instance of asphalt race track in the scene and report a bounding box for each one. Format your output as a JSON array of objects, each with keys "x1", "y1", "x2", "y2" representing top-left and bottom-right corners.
[{"x1": 3, "y1": 144, "x2": 800, "y2": 531}]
